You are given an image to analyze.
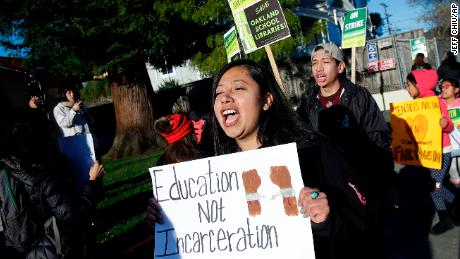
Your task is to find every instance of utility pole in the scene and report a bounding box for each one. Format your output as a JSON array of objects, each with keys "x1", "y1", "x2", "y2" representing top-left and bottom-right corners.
[
  {"x1": 380, "y1": 3, "x2": 404, "y2": 89},
  {"x1": 381, "y1": 3, "x2": 392, "y2": 35}
]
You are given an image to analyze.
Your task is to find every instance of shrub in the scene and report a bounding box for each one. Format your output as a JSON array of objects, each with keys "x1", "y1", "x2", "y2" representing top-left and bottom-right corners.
[{"x1": 81, "y1": 79, "x2": 111, "y2": 103}]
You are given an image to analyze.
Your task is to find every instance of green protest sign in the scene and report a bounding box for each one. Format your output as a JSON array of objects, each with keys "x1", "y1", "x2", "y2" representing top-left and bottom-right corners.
[
  {"x1": 224, "y1": 26, "x2": 241, "y2": 63},
  {"x1": 228, "y1": 0, "x2": 290, "y2": 54},
  {"x1": 342, "y1": 7, "x2": 367, "y2": 48},
  {"x1": 410, "y1": 37, "x2": 428, "y2": 60},
  {"x1": 448, "y1": 107, "x2": 460, "y2": 127},
  {"x1": 227, "y1": 0, "x2": 258, "y2": 53}
]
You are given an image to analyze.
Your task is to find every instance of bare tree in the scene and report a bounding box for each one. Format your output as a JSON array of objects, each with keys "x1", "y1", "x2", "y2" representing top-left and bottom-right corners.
[{"x1": 406, "y1": 0, "x2": 451, "y2": 38}]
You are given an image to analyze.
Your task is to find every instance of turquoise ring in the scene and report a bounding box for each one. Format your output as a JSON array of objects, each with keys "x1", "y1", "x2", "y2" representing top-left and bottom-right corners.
[{"x1": 310, "y1": 191, "x2": 319, "y2": 200}]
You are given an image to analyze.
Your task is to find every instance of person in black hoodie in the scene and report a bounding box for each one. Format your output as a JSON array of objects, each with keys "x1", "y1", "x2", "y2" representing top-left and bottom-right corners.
[
  {"x1": 437, "y1": 51, "x2": 460, "y2": 82},
  {"x1": 208, "y1": 59, "x2": 383, "y2": 259},
  {"x1": 0, "y1": 111, "x2": 105, "y2": 259},
  {"x1": 297, "y1": 43, "x2": 397, "y2": 210}
]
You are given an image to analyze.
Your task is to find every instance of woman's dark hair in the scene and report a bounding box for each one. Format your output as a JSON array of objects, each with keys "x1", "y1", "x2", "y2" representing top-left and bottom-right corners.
[
  {"x1": 412, "y1": 53, "x2": 432, "y2": 70},
  {"x1": 0, "y1": 113, "x2": 55, "y2": 168},
  {"x1": 414, "y1": 53, "x2": 425, "y2": 66},
  {"x1": 442, "y1": 78, "x2": 460, "y2": 88},
  {"x1": 56, "y1": 84, "x2": 80, "y2": 102},
  {"x1": 162, "y1": 136, "x2": 200, "y2": 164},
  {"x1": 154, "y1": 117, "x2": 201, "y2": 164},
  {"x1": 209, "y1": 59, "x2": 313, "y2": 155},
  {"x1": 406, "y1": 72, "x2": 417, "y2": 86}
]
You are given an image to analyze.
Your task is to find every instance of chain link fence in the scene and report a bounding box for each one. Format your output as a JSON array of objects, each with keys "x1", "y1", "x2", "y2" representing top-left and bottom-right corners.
[{"x1": 355, "y1": 35, "x2": 441, "y2": 94}]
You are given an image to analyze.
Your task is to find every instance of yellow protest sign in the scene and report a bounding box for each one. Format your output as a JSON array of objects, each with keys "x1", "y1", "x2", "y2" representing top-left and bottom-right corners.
[{"x1": 390, "y1": 96, "x2": 442, "y2": 169}]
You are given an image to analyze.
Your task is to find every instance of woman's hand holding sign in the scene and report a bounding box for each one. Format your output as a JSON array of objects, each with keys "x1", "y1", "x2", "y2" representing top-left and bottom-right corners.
[
  {"x1": 147, "y1": 198, "x2": 164, "y2": 227},
  {"x1": 298, "y1": 187, "x2": 330, "y2": 224}
]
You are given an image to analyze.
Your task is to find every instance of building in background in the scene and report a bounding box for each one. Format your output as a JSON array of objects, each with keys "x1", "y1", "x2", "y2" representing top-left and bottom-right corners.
[{"x1": 145, "y1": 60, "x2": 204, "y2": 93}]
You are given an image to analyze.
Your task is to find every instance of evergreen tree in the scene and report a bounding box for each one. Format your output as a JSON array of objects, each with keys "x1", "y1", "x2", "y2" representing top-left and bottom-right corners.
[
  {"x1": 0, "y1": 0, "x2": 307, "y2": 158},
  {"x1": 369, "y1": 12, "x2": 384, "y2": 38}
]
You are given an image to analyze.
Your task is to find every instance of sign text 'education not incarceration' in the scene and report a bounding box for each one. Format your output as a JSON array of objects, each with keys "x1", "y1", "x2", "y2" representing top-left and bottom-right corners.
[{"x1": 149, "y1": 143, "x2": 315, "y2": 259}]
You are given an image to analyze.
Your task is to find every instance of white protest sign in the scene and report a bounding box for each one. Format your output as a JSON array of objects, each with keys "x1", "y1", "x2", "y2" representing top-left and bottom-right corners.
[{"x1": 149, "y1": 143, "x2": 315, "y2": 259}]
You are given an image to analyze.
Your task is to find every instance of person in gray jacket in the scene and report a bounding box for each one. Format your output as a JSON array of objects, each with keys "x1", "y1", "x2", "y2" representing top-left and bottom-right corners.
[{"x1": 53, "y1": 85, "x2": 96, "y2": 192}]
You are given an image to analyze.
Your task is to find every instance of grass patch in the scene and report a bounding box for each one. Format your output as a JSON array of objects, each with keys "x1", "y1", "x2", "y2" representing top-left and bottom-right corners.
[
  {"x1": 97, "y1": 182, "x2": 152, "y2": 209},
  {"x1": 97, "y1": 212, "x2": 147, "y2": 244},
  {"x1": 102, "y1": 150, "x2": 163, "y2": 187},
  {"x1": 96, "y1": 150, "x2": 163, "y2": 244}
]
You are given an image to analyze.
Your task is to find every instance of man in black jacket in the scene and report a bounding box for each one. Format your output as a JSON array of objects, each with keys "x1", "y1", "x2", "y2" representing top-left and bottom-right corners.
[
  {"x1": 437, "y1": 51, "x2": 460, "y2": 82},
  {"x1": 298, "y1": 43, "x2": 391, "y2": 152},
  {"x1": 297, "y1": 44, "x2": 397, "y2": 245}
]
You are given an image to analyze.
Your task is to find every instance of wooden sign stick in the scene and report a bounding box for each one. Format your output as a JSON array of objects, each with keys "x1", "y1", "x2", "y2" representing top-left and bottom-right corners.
[
  {"x1": 351, "y1": 47, "x2": 356, "y2": 84},
  {"x1": 265, "y1": 45, "x2": 285, "y2": 92}
]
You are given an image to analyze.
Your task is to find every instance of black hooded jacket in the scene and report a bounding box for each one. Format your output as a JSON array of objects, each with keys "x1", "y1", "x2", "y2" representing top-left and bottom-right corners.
[
  {"x1": 0, "y1": 156, "x2": 102, "y2": 259},
  {"x1": 297, "y1": 78, "x2": 391, "y2": 152},
  {"x1": 297, "y1": 78, "x2": 396, "y2": 193},
  {"x1": 297, "y1": 78, "x2": 396, "y2": 259},
  {"x1": 296, "y1": 135, "x2": 383, "y2": 259}
]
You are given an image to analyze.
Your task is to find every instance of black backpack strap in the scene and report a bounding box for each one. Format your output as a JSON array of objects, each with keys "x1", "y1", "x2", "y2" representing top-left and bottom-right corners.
[
  {"x1": 2, "y1": 169, "x2": 18, "y2": 211},
  {"x1": 0, "y1": 169, "x2": 6, "y2": 232},
  {"x1": 39, "y1": 180, "x2": 63, "y2": 256},
  {"x1": 0, "y1": 168, "x2": 19, "y2": 230},
  {"x1": 51, "y1": 216, "x2": 62, "y2": 255}
]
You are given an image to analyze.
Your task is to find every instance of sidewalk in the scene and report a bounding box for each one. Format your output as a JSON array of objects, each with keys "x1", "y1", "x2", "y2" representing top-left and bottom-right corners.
[
  {"x1": 394, "y1": 163, "x2": 460, "y2": 259},
  {"x1": 430, "y1": 213, "x2": 460, "y2": 259}
]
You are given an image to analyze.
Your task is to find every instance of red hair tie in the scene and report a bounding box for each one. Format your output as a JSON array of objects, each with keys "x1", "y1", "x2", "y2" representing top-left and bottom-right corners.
[{"x1": 161, "y1": 114, "x2": 193, "y2": 144}]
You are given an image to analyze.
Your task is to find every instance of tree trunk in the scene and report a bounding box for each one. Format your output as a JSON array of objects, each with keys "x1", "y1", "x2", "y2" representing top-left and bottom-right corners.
[{"x1": 105, "y1": 79, "x2": 157, "y2": 160}]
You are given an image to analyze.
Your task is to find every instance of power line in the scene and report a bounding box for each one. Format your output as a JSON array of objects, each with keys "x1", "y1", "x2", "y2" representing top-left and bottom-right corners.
[
  {"x1": 380, "y1": 2, "x2": 405, "y2": 88},
  {"x1": 392, "y1": 18, "x2": 423, "y2": 23},
  {"x1": 393, "y1": 26, "x2": 432, "y2": 31},
  {"x1": 391, "y1": 17, "x2": 422, "y2": 23}
]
